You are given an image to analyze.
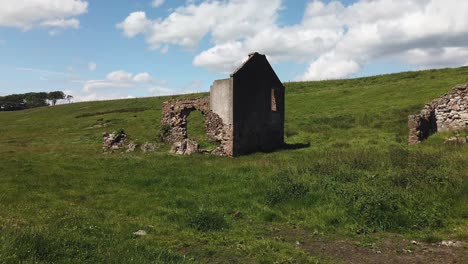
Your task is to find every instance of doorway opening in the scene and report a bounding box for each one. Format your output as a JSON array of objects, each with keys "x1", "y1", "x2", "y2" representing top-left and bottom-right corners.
[{"x1": 187, "y1": 110, "x2": 220, "y2": 151}]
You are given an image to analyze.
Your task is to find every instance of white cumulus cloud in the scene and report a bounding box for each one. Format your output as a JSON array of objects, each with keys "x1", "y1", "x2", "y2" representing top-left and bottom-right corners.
[
  {"x1": 298, "y1": 0, "x2": 468, "y2": 80},
  {"x1": 116, "y1": 11, "x2": 151, "y2": 38},
  {"x1": 83, "y1": 70, "x2": 155, "y2": 92},
  {"x1": 117, "y1": 0, "x2": 282, "y2": 51},
  {"x1": 133, "y1": 72, "x2": 152, "y2": 82},
  {"x1": 106, "y1": 70, "x2": 134, "y2": 82},
  {"x1": 301, "y1": 53, "x2": 361, "y2": 81},
  {"x1": 0, "y1": 0, "x2": 88, "y2": 33},
  {"x1": 118, "y1": 0, "x2": 468, "y2": 80},
  {"x1": 151, "y1": 0, "x2": 165, "y2": 8},
  {"x1": 405, "y1": 47, "x2": 468, "y2": 69}
]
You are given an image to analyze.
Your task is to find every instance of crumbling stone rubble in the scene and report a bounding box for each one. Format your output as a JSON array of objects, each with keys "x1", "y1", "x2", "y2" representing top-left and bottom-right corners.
[
  {"x1": 170, "y1": 139, "x2": 199, "y2": 155},
  {"x1": 102, "y1": 130, "x2": 128, "y2": 151},
  {"x1": 409, "y1": 84, "x2": 468, "y2": 144},
  {"x1": 103, "y1": 130, "x2": 156, "y2": 152},
  {"x1": 444, "y1": 136, "x2": 468, "y2": 144},
  {"x1": 140, "y1": 143, "x2": 156, "y2": 153},
  {"x1": 127, "y1": 143, "x2": 137, "y2": 152}
]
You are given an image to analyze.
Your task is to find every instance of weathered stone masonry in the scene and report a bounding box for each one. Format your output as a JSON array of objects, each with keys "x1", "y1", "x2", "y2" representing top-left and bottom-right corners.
[
  {"x1": 408, "y1": 84, "x2": 468, "y2": 144},
  {"x1": 160, "y1": 52, "x2": 285, "y2": 156}
]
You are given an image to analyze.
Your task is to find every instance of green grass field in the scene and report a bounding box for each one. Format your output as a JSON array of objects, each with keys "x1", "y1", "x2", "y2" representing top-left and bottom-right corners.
[{"x1": 1, "y1": 67, "x2": 467, "y2": 263}]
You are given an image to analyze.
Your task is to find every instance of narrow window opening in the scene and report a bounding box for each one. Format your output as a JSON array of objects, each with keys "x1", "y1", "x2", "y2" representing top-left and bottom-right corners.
[{"x1": 271, "y1": 89, "x2": 278, "y2": 112}]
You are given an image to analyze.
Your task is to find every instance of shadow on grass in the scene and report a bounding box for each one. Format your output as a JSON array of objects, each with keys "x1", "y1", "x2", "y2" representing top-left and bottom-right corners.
[
  {"x1": 75, "y1": 107, "x2": 150, "y2": 118},
  {"x1": 282, "y1": 142, "x2": 311, "y2": 150},
  {"x1": 248, "y1": 142, "x2": 311, "y2": 156}
]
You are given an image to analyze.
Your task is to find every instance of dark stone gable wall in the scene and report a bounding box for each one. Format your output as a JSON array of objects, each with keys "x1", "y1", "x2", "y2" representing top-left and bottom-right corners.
[{"x1": 231, "y1": 53, "x2": 285, "y2": 155}]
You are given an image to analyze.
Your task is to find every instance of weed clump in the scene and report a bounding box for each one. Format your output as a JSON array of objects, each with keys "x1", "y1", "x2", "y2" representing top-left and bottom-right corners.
[
  {"x1": 421, "y1": 234, "x2": 443, "y2": 243},
  {"x1": 349, "y1": 187, "x2": 406, "y2": 230},
  {"x1": 389, "y1": 145, "x2": 410, "y2": 168},
  {"x1": 188, "y1": 210, "x2": 227, "y2": 232},
  {"x1": 13, "y1": 231, "x2": 58, "y2": 262},
  {"x1": 339, "y1": 182, "x2": 446, "y2": 232},
  {"x1": 266, "y1": 174, "x2": 309, "y2": 205}
]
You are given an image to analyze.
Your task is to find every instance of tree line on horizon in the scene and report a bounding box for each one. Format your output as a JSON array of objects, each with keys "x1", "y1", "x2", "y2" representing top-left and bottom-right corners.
[{"x1": 0, "y1": 91, "x2": 73, "y2": 111}]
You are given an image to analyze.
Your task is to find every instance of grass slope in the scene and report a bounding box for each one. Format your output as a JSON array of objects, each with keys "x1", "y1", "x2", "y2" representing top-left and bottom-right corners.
[{"x1": 0, "y1": 67, "x2": 467, "y2": 263}]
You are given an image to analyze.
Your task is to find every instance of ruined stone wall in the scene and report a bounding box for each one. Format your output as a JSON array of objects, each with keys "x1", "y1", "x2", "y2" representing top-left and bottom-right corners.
[
  {"x1": 408, "y1": 84, "x2": 468, "y2": 144},
  {"x1": 160, "y1": 97, "x2": 233, "y2": 156},
  {"x1": 433, "y1": 84, "x2": 468, "y2": 132},
  {"x1": 161, "y1": 97, "x2": 209, "y2": 143}
]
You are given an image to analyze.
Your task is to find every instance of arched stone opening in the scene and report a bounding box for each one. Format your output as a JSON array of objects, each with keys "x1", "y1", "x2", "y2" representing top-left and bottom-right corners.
[
  {"x1": 161, "y1": 97, "x2": 233, "y2": 156},
  {"x1": 186, "y1": 110, "x2": 206, "y2": 140},
  {"x1": 186, "y1": 110, "x2": 221, "y2": 152}
]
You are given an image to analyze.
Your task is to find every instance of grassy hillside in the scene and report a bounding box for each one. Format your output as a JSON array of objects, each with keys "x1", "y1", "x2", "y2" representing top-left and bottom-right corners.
[{"x1": 1, "y1": 67, "x2": 467, "y2": 263}]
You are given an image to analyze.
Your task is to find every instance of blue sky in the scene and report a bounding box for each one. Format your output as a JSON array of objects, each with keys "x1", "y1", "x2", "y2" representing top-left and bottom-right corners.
[{"x1": 0, "y1": 0, "x2": 467, "y2": 101}]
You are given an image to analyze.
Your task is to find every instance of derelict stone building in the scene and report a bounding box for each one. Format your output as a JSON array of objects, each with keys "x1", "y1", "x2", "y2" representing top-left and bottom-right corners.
[{"x1": 161, "y1": 52, "x2": 285, "y2": 156}]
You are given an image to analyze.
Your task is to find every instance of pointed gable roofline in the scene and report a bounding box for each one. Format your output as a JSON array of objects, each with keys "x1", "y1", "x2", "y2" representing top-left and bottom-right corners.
[{"x1": 230, "y1": 52, "x2": 284, "y2": 86}]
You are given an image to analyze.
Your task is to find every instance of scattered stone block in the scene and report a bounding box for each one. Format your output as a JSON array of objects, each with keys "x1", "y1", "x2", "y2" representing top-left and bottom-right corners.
[
  {"x1": 133, "y1": 230, "x2": 147, "y2": 237},
  {"x1": 102, "y1": 130, "x2": 127, "y2": 151},
  {"x1": 444, "y1": 136, "x2": 468, "y2": 144},
  {"x1": 127, "y1": 143, "x2": 137, "y2": 152},
  {"x1": 140, "y1": 143, "x2": 156, "y2": 153},
  {"x1": 170, "y1": 139, "x2": 199, "y2": 155},
  {"x1": 440, "y1": 240, "x2": 464, "y2": 248}
]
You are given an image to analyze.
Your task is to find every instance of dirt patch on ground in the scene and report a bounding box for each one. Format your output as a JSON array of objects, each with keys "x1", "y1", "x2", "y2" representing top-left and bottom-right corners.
[{"x1": 281, "y1": 229, "x2": 467, "y2": 264}]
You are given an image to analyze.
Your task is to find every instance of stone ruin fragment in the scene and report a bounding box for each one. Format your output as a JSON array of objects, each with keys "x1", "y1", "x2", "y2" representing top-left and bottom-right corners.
[
  {"x1": 408, "y1": 84, "x2": 468, "y2": 144},
  {"x1": 102, "y1": 130, "x2": 128, "y2": 151},
  {"x1": 160, "y1": 52, "x2": 285, "y2": 156},
  {"x1": 102, "y1": 130, "x2": 156, "y2": 152},
  {"x1": 170, "y1": 139, "x2": 199, "y2": 155},
  {"x1": 444, "y1": 136, "x2": 468, "y2": 145}
]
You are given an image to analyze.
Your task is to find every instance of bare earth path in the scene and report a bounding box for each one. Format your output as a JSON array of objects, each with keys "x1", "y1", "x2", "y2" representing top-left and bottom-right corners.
[{"x1": 282, "y1": 230, "x2": 467, "y2": 263}]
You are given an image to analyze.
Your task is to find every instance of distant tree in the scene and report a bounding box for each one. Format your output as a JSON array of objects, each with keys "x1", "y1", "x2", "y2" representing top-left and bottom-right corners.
[
  {"x1": 24, "y1": 92, "x2": 48, "y2": 108},
  {"x1": 1, "y1": 91, "x2": 67, "y2": 111},
  {"x1": 47, "y1": 91, "x2": 65, "y2": 106},
  {"x1": 0, "y1": 94, "x2": 27, "y2": 111},
  {"x1": 66, "y1": 94, "x2": 74, "y2": 104}
]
